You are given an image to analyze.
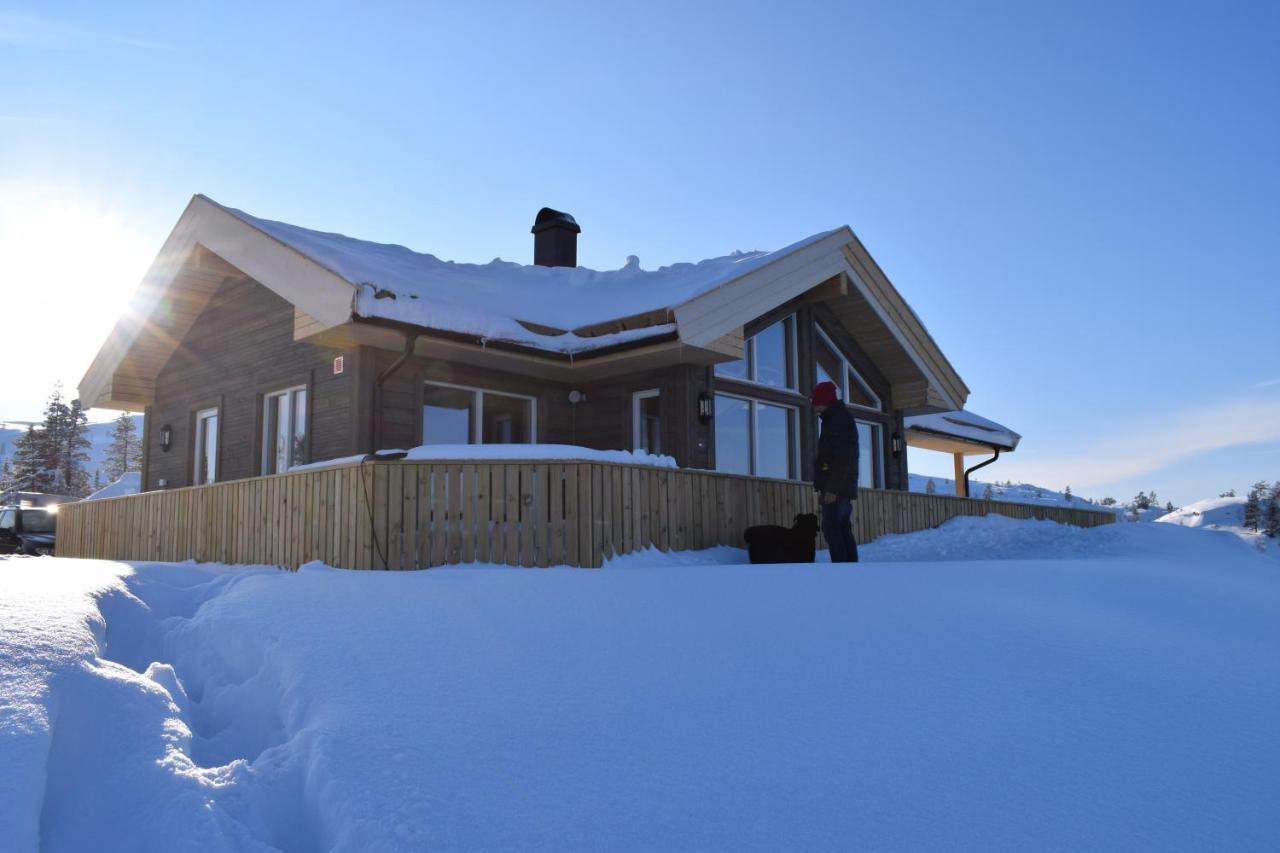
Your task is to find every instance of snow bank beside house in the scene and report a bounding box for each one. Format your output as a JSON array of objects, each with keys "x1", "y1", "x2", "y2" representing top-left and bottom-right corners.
[
  {"x1": 212, "y1": 197, "x2": 838, "y2": 349},
  {"x1": 291, "y1": 443, "x2": 679, "y2": 472},
  {"x1": 3, "y1": 518, "x2": 1279, "y2": 851},
  {"x1": 84, "y1": 471, "x2": 141, "y2": 501}
]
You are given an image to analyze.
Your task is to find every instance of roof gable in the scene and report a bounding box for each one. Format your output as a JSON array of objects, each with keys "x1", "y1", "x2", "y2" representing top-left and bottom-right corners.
[{"x1": 81, "y1": 195, "x2": 970, "y2": 414}]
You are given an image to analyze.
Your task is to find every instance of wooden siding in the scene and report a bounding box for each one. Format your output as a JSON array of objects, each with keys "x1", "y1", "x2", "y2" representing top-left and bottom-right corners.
[
  {"x1": 146, "y1": 277, "x2": 355, "y2": 490},
  {"x1": 58, "y1": 461, "x2": 1115, "y2": 570},
  {"x1": 369, "y1": 351, "x2": 713, "y2": 470}
]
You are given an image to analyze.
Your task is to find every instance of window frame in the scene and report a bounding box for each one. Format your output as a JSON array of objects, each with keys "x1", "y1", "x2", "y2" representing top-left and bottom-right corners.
[
  {"x1": 813, "y1": 324, "x2": 883, "y2": 412},
  {"x1": 261, "y1": 384, "x2": 309, "y2": 475},
  {"x1": 631, "y1": 389, "x2": 661, "y2": 454},
  {"x1": 192, "y1": 407, "x2": 219, "y2": 485},
  {"x1": 421, "y1": 380, "x2": 538, "y2": 445},
  {"x1": 855, "y1": 418, "x2": 885, "y2": 489},
  {"x1": 713, "y1": 390, "x2": 800, "y2": 480},
  {"x1": 714, "y1": 313, "x2": 799, "y2": 392}
]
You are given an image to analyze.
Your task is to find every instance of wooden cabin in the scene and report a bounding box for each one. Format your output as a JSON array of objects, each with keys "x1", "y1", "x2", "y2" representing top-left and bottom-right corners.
[{"x1": 79, "y1": 196, "x2": 987, "y2": 494}]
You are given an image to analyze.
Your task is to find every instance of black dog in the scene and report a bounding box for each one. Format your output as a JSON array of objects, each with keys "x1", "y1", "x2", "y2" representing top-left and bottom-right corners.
[{"x1": 743, "y1": 513, "x2": 819, "y2": 564}]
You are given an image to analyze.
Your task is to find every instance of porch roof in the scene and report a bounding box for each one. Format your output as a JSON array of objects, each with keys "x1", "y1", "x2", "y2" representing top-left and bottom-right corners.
[{"x1": 904, "y1": 409, "x2": 1021, "y2": 456}]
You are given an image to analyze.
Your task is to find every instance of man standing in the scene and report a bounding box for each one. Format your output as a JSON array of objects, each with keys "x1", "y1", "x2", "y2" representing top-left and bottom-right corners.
[{"x1": 811, "y1": 381, "x2": 859, "y2": 563}]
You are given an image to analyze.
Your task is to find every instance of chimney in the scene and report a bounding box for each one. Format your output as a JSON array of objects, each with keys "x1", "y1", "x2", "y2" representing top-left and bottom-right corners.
[{"x1": 531, "y1": 207, "x2": 580, "y2": 267}]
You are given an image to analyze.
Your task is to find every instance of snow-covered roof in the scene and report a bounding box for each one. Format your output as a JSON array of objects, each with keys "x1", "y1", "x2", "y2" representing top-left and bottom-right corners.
[
  {"x1": 80, "y1": 194, "x2": 972, "y2": 413},
  {"x1": 212, "y1": 198, "x2": 839, "y2": 353},
  {"x1": 904, "y1": 409, "x2": 1021, "y2": 452}
]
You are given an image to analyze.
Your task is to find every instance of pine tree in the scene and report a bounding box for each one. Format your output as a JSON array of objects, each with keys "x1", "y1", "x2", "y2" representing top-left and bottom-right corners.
[
  {"x1": 58, "y1": 396, "x2": 92, "y2": 496},
  {"x1": 1265, "y1": 483, "x2": 1280, "y2": 539},
  {"x1": 10, "y1": 426, "x2": 51, "y2": 494},
  {"x1": 1220, "y1": 489, "x2": 1236, "y2": 498},
  {"x1": 40, "y1": 389, "x2": 91, "y2": 496},
  {"x1": 1165, "y1": 501, "x2": 1175, "y2": 514},
  {"x1": 104, "y1": 412, "x2": 142, "y2": 480},
  {"x1": 1063, "y1": 485, "x2": 1073, "y2": 502},
  {"x1": 1244, "y1": 481, "x2": 1267, "y2": 531},
  {"x1": 982, "y1": 484, "x2": 994, "y2": 500},
  {"x1": 1101, "y1": 496, "x2": 1116, "y2": 507},
  {"x1": 1133, "y1": 491, "x2": 1151, "y2": 510},
  {"x1": 925, "y1": 478, "x2": 937, "y2": 495},
  {"x1": 16, "y1": 385, "x2": 94, "y2": 497}
]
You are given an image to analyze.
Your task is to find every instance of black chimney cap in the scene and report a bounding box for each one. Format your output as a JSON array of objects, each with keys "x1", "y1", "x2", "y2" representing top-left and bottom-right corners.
[{"x1": 531, "y1": 207, "x2": 581, "y2": 234}]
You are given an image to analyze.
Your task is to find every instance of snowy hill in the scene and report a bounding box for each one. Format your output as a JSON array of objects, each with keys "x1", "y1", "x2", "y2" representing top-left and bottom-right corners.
[
  {"x1": 1158, "y1": 495, "x2": 1278, "y2": 559},
  {"x1": 85, "y1": 471, "x2": 142, "y2": 501},
  {"x1": 3, "y1": 517, "x2": 1279, "y2": 851},
  {"x1": 0, "y1": 415, "x2": 143, "y2": 487},
  {"x1": 907, "y1": 473, "x2": 1119, "y2": 512}
]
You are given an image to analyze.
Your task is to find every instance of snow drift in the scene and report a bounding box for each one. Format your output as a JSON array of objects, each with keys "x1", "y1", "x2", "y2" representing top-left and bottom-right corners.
[{"x1": 2, "y1": 517, "x2": 1278, "y2": 851}]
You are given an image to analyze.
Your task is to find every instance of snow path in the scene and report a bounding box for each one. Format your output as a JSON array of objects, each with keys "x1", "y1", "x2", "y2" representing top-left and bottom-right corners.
[{"x1": 3, "y1": 517, "x2": 1280, "y2": 851}]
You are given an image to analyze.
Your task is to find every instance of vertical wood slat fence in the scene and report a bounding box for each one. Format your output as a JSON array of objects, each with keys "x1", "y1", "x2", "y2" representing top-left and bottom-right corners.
[{"x1": 56, "y1": 460, "x2": 1115, "y2": 570}]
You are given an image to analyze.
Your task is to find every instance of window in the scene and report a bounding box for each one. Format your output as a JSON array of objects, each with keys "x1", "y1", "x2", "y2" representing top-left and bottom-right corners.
[
  {"x1": 714, "y1": 315, "x2": 796, "y2": 390},
  {"x1": 0, "y1": 510, "x2": 13, "y2": 532},
  {"x1": 632, "y1": 389, "x2": 661, "y2": 455},
  {"x1": 856, "y1": 420, "x2": 882, "y2": 489},
  {"x1": 262, "y1": 386, "x2": 308, "y2": 474},
  {"x1": 423, "y1": 384, "x2": 475, "y2": 444},
  {"x1": 814, "y1": 325, "x2": 881, "y2": 411},
  {"x1": 714, "y1": 392, "x2": 798, "y2": 479},
  {"x1": 422, "y1": 382, "x2": 535, "y2": 445},
  {"x1": 756, "y1": 402, "x2": 796, "y2": 479},
  {"x1": 193, "y1": 408, "x2": 218, "y2": 485}
]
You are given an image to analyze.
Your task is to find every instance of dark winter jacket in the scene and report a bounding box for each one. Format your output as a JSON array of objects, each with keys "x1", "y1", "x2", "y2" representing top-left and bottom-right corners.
[{"x1": 813, "y1": 404, "x2": 859, "y2": 500}]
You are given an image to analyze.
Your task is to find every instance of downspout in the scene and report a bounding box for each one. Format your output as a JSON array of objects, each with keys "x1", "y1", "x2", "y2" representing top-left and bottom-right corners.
[
  {"x1": 361, "y1": 331, "x2": 420, "y2": 571},
  {"x1": 964, "y1": 448, "x2": 1001, "y2": 499},
  {"x1": 370, "y1": 332, "x2": 420, "y2": 454}
]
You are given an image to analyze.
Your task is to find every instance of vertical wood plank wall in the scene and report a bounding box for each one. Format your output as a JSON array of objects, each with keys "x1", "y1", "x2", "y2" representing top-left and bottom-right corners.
[{"x1": 56, "y1": 461, "x2": 1116, "y2": 570}]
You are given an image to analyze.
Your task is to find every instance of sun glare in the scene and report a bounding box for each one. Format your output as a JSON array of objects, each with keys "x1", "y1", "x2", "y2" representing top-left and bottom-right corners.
[{"x1": 0, "y1": 189, "x2": 153, "y2": 419}]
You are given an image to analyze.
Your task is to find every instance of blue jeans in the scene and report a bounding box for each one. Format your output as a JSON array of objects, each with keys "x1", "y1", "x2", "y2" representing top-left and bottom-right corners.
[{"x1": 821, "y1": 497, "x2": 858, "y2": 563}]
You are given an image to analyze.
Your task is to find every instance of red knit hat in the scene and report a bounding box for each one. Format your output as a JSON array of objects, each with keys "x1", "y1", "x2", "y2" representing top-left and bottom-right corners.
[{"x1": 811, "y1": 381, "x2": 838, "y2": 407}]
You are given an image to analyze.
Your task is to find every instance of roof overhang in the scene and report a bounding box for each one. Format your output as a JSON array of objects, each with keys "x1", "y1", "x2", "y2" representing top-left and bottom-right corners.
[
  {"x1": 904, "y1": 410, "x2": 1020, "y2": 456},
  {"x1": 672, "y1": 226, "x2": 970, "y2": 414},
  {"x1": 80, "y1": 196, "x2": 357, "y2": 410},
  {"x1": 905, "y1": 428, "x2": 1009, "y2": 456}
]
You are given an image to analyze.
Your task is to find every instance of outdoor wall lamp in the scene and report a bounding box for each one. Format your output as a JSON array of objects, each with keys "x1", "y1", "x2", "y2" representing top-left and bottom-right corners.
[
  {"x1": 159, "y1": 424, "x2": 173, "y2": 452},
  {"x1": 697, "y1": 392, "x2": 714, "y2": 423},
  {"x1": 891, "y1": 431, "x2": 903, "y2": 456}
]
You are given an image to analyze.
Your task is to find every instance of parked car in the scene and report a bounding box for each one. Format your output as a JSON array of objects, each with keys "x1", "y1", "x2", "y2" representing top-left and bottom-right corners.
[{"x1": 0, "y1": 505, "x2": 58, "y2": 556}]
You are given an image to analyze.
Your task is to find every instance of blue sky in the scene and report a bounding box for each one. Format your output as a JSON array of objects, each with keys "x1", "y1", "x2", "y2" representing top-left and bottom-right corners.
[{"x1": 1, "y1": 1, "x2": 1276, "y2": 505}]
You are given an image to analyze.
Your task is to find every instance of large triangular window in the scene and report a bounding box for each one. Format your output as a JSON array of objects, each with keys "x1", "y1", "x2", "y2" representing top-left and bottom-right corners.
[{"x1": 814, "y1": 325, "x2": 881, "y2": 411}]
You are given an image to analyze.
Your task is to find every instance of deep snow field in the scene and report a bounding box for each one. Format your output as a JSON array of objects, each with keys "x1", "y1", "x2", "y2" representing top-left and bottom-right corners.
[{"x1": 2, "y1": 516, "x2": 1278, "y2": 852}]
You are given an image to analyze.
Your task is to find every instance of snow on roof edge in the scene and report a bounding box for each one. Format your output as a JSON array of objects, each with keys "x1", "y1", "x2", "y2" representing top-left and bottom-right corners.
[
  {"x1": 904, "y1": 409, "x2": 1021, "y2": 451},
  {"x1": 203, "y1": 195, "x2": 843, "y2": 352}
]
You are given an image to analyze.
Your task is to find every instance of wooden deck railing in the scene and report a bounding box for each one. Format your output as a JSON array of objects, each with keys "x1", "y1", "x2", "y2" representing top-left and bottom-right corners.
[{"x1": 55, "y1": 460, "x2": 1115, "y2": 569}]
